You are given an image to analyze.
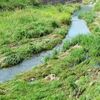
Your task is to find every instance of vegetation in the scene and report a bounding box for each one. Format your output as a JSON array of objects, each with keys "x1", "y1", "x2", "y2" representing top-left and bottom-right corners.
[
  {"x1": 83, "y1": 0, "x2": 90, "y2": 4},
  {"x1": 0, "y1": 1, "x2": 100, "y2": 100},
  {"x1": 94, "y1": 0, "x2": 100, "y2": 11},
  {"x1": 0, "y1": 0, "x2": 41, "y2": 10},
  {"x1": 0, "y1": 35, "x2": 100, "y2": 99},
  {"x1": 83, "y1": 0, "x2": 96, "y2": 4},
  {"x1": 0, "y1": 4, "x2": 78, "y2": 68},
  {"x1": 79, "y1": 0, "x2": 100, "y2": 35}
]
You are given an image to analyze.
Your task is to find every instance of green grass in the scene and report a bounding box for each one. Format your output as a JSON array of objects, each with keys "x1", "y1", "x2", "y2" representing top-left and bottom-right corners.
[
  {"x1": 83, "y1": 0, "x2": 96, "y2": 4},
  {"x1": 0, "y1": 1, "x2": 100, "y2": 100},
  {"x1": 0, "y1": 4, "x2": 78, "y2": 68},
  {"x1": 79, "y1": 1, "x2": 100, "y2": 35},
  {"x1": 0, "y1": 0, "x2": 41, "y2": 10},
  {"x1": 0, "y1": 33, "x2": 100, "y2": 100},
  {"x1": 79, "y1": 11, "x2": 95, "y2": 24},
  {"x1": 94, "y1": 0, "x2": 100, "y2": 11},
  {"x1": 83, "y1": 0, "x2": 90, "y2": 4}
]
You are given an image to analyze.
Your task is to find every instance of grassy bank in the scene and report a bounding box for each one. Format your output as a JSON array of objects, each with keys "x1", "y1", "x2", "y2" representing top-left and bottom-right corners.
[
  {"x1": 0, "y1": 4, "x2": 78, "y2": 68},
  {"x1": 79, "y1": 0, "x2": 100, "y2": 35},
  {"x1": 0, "y1": 35, "x2": 100, "y2": 100},
  {"x1": 0, "y1": 1, "x2": 100, "y2": 100}
]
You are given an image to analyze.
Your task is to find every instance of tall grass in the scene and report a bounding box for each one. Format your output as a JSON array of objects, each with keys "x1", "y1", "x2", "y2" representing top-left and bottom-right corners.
[
  {"x1": 79, "y1": 11, "x2": 95, "y2": 24},
  {"x1": 0, "y1": 4, "x2": 78, "y2": 67},
  {"x1": 94, "y1": 0, "x2": 100, "y2": 11},
  {"x1": 0, "y1": 0, "x2": 41, "y2": 10}
]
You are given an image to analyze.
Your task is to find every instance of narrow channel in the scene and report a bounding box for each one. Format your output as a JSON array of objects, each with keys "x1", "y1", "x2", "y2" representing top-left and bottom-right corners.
[{"x1": 0, "y1": 5, "x2": 92, "y2": 83}]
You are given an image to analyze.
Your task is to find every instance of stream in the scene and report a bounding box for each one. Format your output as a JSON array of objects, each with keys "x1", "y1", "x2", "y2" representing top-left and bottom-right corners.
[{"x1": 0, "y1": 5, "x2": 92, "y2": 83}]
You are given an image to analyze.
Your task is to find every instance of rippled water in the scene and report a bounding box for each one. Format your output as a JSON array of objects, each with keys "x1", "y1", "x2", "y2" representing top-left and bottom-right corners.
[{"x1": 0, "y1": 5, "x2": 91, "y2": 83}]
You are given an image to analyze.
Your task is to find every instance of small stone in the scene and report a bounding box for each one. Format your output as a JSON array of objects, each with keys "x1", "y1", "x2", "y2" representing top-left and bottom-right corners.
[
  {"x1": 45, "y1": 74, "x2": 59, "y2": 81},
  {"x1": 29, "y1": 77, "x2": 35, "y2": 82}
]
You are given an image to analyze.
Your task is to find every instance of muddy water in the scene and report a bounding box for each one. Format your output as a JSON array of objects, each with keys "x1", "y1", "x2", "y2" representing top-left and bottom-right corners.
[{"x1": 0, "y1": 5, "x2": 91, "y2": 83}]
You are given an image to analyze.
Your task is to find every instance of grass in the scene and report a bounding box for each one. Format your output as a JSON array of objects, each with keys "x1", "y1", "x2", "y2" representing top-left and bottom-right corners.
[
  {"x1": 83, "y1": 0, "x2": 96, "y2": 4},
  {"x1": 79, "y1": 0, "x2": 100, "y2": 35},
  {"x1": 0, "y1": 4, "x2": 78, "y2": 68},
  {"x1": 0, "y1": 1, "x2": 100, "y2": 100},
  {"x1": 0, "y1": 0, "x2": 41, "y2": 10},
  {"x1": 79, "y1": 11, "x2": 95, "y2": 24},
  {"x1": 0, "y1": 33, "x2": 100, "y2": 100},
  {"x1": 94, "y1": 0, "x2": 100, "y2": 11},
  {"x1": 83, "y1": 0, "x2": 90, "y2": 4}
]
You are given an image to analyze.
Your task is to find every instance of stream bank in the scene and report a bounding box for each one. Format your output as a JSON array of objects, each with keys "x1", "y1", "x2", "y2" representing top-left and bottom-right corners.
[{"x1": 0, "y1": 5, "x2": 91, "y2": 83}]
